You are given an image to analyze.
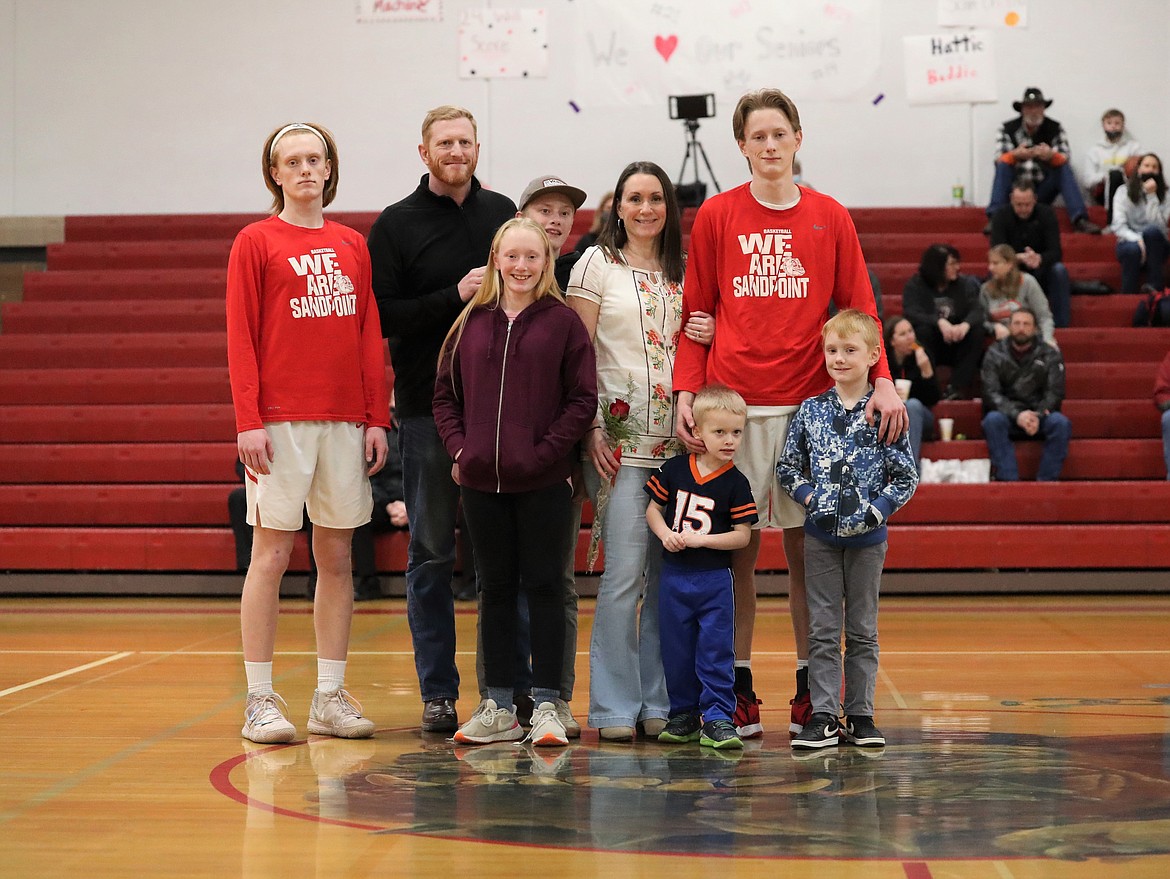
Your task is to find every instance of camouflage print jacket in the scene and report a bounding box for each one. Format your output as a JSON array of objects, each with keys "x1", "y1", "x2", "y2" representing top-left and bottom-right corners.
[{"x1": 777, "y1": 388, "x2": 919, "y2": 547}]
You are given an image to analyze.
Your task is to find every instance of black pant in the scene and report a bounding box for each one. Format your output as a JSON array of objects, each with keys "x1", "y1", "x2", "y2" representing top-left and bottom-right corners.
[
  {"x1": 915, "y1": 322, "x2": 984, "y2": 394},
  {"x1": 460, "y1": 481, "x2": 571, "y2": 693}
]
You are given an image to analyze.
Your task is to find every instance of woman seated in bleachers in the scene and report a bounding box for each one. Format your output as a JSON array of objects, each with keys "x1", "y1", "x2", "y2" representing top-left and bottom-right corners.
[
  {"x1": 1111, "y1": 152, "x2": 1170, "y2": 293},
  {"x1": 884, "y1": 315, "x2": 940, "y2": 467},
  {"x1": 980, "y1": 244, "x2": 1057, "y2": 346},
  {"x1": 901, "y1": 243, "x2": 985, "y2": 400}
]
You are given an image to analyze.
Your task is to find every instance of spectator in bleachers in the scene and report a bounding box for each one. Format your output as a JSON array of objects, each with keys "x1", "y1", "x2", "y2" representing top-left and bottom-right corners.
[
  {"x1": 1111, "y1": 153, "x2": 1170, "y2": 294},
  {"x1": 986, "y1": 87, "x2": 1100, "y2": 235},
  {"x1": 980, "y1": 308, "x2": 1071, "y2": 482},
  {"x1": 884, "y1": 315, "x2": 939, "y2": 467},
  {"x1": 902, "y1": 243, "x2": 984, "y2": 400},
  {"x1": 573, "y1": 190, "x2": 614, "y2": 255},
  {"x1": 980, "y1": 244, "x2": 1057, "y2": 346},
  {"x1": 1155, "y1": 350, "x2": 1170, "y2": 480},
  {"x1": 988, "y1": 181, "x2": 1072, "y2": 328},
  {"x1": 1084, "y1": 108, "x2": 1142, "y2": 224}
]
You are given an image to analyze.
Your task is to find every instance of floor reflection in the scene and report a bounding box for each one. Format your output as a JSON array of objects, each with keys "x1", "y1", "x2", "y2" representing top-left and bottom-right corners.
[{"x1": 238, "y1": 729, "x2": 1170, "y2": 860}]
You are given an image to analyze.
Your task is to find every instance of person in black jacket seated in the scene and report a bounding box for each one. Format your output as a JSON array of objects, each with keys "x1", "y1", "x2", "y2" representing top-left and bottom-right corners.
[
  {"x1": 988, "y1": 181, "x2": 1073, "y2": 328},
  {"x1": 884, "y1": 315, "x2": 941, "y2": 467},
  {"x1": 901, "y1": 244, "x2": 985, "y2": 400}
]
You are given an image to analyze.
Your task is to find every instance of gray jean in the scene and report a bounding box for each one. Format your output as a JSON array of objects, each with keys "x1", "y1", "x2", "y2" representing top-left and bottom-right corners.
[{"x1": 805, "y1": 537, "x2": 888, "y2": 718}]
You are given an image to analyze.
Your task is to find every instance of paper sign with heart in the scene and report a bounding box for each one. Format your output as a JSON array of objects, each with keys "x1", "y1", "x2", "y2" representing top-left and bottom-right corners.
[{"x1": 655, "y1": 34, "x2": 678, "y2": 62}]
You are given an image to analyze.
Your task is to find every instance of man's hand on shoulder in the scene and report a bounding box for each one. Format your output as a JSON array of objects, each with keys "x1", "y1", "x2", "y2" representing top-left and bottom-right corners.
[{"x1": 867, "y1": 379, "x2": 909, "y2": 444}]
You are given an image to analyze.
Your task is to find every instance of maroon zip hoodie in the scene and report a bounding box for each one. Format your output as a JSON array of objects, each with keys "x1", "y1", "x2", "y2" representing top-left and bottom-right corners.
[{"x1": 433, "y1": 296, "x2": 597, "y2": 494}]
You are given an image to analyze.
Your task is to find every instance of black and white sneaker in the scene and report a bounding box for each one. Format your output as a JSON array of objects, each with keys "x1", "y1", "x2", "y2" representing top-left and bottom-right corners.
[
  {"x1": 791, "y1": 712, "x2": 840, "y2": 750},
  {"x1": 843, "y1": 715, "x2": 886, "y2": 747}
]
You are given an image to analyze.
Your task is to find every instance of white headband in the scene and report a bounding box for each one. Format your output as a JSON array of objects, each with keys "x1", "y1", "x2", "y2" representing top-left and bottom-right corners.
[{"x1": 269, "y1": 123, "x2": 329, "y2": 160}]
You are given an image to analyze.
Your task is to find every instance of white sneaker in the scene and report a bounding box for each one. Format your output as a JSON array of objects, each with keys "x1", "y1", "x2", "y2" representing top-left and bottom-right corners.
[
  {"x1": 242, "y1": 692, "x2": 296, "y2": 743},
  {"x1": 527, "y1": 701, "x2": 569, "y2": 747},
  {"x1": 307, "y1": 689, "x2": 375, "y2": 739},
  {"x1": 552, "y1": 698, "x2": 581, "y2": 739},
  {"x1": 453, "y1": 699, "x2": 524, "y2": 745}
]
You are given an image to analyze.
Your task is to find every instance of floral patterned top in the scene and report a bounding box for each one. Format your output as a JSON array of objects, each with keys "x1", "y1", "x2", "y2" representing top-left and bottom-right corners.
[{"x1": 566, "y1": 245, "x2": 686, "y2": 468}]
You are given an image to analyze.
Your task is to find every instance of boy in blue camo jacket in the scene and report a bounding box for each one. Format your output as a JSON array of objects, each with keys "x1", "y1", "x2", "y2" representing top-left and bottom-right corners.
[{"x1": 777, "y1": 309, "x2": 918, "y2": 751}]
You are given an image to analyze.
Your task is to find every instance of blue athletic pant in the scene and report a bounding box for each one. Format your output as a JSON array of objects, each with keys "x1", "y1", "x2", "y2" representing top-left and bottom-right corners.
[{"x1": 657, "y1": 563, "x2": 736, "y2": 723}]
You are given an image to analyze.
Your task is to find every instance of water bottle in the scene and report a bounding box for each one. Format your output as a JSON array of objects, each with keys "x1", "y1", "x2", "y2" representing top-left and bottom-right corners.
[{"x1": 951, "y1": 181, "x2": 965, "y2": 208}]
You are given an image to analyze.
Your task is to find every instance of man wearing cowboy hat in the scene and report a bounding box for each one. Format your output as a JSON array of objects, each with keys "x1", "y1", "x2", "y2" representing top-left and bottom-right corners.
[{"x1": 987, "y1": 87, "x2": 1101, "y2": 235}]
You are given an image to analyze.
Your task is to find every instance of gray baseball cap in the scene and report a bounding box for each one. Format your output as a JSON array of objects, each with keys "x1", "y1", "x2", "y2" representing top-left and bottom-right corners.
[{"x1": 518, "y1": 175, "x2": 587, "y2": 211}]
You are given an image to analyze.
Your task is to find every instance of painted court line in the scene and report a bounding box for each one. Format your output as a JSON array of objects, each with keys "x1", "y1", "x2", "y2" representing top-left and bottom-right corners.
[
  {"x1": 0, "y1": 652, "x2": 134, "y2": 698},
  {"x1": 879, "y1": 666, "x2": 908, "y2": 710}
]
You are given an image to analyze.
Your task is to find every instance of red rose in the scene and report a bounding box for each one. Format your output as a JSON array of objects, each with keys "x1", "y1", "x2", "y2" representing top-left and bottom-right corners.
[{"x1": 609, "y1": 399, "x2": 631, "y2": 420}]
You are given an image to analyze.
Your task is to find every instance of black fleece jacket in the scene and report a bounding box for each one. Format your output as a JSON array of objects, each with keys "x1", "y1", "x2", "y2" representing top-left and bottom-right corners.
[{"x1": 368, "y1": 175, "x2": 516, "y2": 418}]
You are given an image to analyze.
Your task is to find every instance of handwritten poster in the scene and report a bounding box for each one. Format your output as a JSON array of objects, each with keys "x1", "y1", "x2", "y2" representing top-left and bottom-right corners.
[
  {"x1": 903, "y1": 30, "x2": 997, "y2": 105},
  {"x1": 573, "y1": 0, "x2": 880, "y2": 106},
  {"x1": 356, "y1": 0, "x2": 442, "y2": 23},
  {"x1": 459, "y1": 8, "x2": 548, "y2": 79},
  {"x1": 938, "y1": 0, "x2": 1027, "y2": 28}
]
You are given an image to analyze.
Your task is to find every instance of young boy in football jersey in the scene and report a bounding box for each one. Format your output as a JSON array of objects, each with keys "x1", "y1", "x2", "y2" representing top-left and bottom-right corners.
[
  {"x1": 777, "y1": 310, "x2": 918, "y2": 751},
  {"x1": 228, "y1": 122, "x2": 390, "y2": 744},
  {"x1": 645, "y1": 385, "x2": 758, "y2": 750}
]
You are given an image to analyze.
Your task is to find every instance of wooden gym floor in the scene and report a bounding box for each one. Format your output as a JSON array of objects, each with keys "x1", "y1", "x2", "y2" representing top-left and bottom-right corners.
[{"x1": 2, "y1": 592, "x2": 1169, "y2": 878}]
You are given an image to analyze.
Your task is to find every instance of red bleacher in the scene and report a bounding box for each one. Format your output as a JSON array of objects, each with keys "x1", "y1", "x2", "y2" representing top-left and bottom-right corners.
[{"x1": 1, "y1": 205, "x2": 1167, "y2": 575}]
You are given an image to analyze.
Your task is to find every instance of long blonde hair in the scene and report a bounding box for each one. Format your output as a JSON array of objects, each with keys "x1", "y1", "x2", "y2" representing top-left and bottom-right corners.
[
  {"x1": 438, "y1": 217, "x2": 561, "y2": 371},
  {"x1": 986, "y1": 244, "x2": 1022, "y2": 299}
]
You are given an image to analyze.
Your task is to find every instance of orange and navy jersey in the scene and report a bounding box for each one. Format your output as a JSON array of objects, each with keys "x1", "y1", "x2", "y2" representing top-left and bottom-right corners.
[{"x1": 644, "y1": 454, "x2": 758, "y2": 571}]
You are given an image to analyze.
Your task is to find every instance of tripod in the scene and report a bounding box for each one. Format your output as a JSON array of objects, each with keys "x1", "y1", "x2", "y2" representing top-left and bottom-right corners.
[{"x1": 676, "y1": 119, "x2": 721, "y2": 200}]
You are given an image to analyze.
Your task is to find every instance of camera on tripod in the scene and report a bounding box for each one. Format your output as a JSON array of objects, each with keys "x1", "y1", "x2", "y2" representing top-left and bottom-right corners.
[
  {"x1": 669, "y1": 94, "x2": 715, "y2": 123},
  {"x1": 669, "y1": 93, "x2": 720, "y2": 207}
]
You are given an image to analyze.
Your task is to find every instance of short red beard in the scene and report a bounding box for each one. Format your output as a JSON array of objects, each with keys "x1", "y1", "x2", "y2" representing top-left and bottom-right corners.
[{"x1": 429, "y1": 159, "x2": 475, "y2": 188}]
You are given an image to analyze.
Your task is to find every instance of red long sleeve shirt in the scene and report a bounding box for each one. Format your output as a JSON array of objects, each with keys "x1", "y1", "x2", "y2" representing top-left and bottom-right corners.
[
  {"x1": 227, "y1": 216, "x2": 390, "y2": 432},
  {"x1": 674, "y1": 184, "x2": 889, "y2": 405}
]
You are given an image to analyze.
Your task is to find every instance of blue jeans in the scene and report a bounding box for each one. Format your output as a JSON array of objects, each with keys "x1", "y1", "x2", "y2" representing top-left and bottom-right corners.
[
  {"x1": 1028, "y1": 261, "x2": 1072, "y2": 329},
  {"x1": 905, "y1": 397, "x2": 934, "y2": 467},
  {"x1": 988, "y1": 161, "x2": 1088, "y2": 223},
  {"x1": 1162, "y1": 410, "x2": 1170, "y2": 480},
  {"x1": 584, "y1": 463, "x2": 670, "y2": 728},
  {"x1": 399, "y1": 416, "x2": 460, "y2": 702},
  {"x1": 1116, "y1": 225, "x2": 1169, "y2": 293},
  {"x1": 982, "y1": 410, "x2": 1072, "y2": 481}
]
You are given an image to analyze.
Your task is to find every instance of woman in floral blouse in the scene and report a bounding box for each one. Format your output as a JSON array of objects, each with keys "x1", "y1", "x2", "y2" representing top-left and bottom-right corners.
[{"x1": 567, "y1": 161, "x2": 713, "y2": 741}]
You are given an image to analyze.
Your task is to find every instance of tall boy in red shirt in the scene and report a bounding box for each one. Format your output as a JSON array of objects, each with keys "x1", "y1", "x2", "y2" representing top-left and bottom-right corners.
[
  {"x1": 227, "y1": 122, "x2": 390, "y2": 743},
  {"x1": 673, "y1": 89, "x2": 906, "y2": 737}
]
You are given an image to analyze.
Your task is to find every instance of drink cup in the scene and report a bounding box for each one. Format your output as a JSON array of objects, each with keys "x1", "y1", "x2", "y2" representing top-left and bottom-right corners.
[
  {"x1": 894, "y1": 379, "x2": 912, "y2": 401},
  {"x1": 938, "y1": 418, "x2": 954, "y2": 442}
]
